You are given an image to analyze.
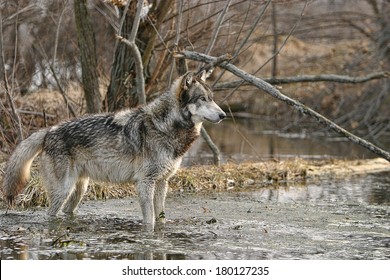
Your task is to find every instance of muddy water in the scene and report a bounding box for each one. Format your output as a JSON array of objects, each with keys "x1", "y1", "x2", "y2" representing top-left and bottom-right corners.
[{"x1": 1, "y1": 172, "x2": 389, "y2": 260}]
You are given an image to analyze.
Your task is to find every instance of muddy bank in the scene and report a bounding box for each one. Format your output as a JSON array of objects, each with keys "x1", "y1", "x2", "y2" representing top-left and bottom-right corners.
[{"x1": 0, "y1": 163, "x2": 389, "y2": 260}]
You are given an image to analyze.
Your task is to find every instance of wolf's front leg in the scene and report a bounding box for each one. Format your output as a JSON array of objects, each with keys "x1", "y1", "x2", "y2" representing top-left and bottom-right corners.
[
  {"x1": 136, "y1": 180, "x2": 155, "y2": 227},
  {"x1": 154, "y1": 179, "x2": 168, "y2": 223}
]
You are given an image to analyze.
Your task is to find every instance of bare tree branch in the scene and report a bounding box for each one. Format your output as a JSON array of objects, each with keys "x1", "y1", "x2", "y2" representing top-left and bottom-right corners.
[
  {"x1": 0, "y1": 7, "x2": 23, "y2": 142},
  {"x1": 203, "y1": 0, "x2": 231, "y2": 57},
  {"x1": 196, "y1": 53, "x2": 233, "y2": 75},
  {"x1": 201, "y1": 126, "x2": 221, "y2": 165},
  {"x1": 116, "y1": 35, "x2": 145, "y2": 105},
  {"x1": 36, "y1": 41, "x2": 77, "y2": 118},
  {"x1": 213, "y1": 72, "x2": 390, "y2": 90},
  {"x1": 116, "y1": 0, "x2": 146, "y2": 105},
  {"x1": 212, "y1": 0, "x2": 272, "y2": 87},
  {"x1": 255, "y1": 0, "x2": 308, "y2": 76},
  {"x1": 179, "y1": 50, "x2": 390, "y2": 163},
  {"x1": 142, "y1": 0, "x2": 173, "y2": 67}
]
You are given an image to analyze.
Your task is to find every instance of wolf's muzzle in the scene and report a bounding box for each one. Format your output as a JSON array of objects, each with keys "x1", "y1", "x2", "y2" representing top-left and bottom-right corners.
[
  {"x1": 210, "y1": 111, "x2": 226, "y2": 123},
  {"x1": 219, "y1": 112, "x2": 226, "y2": 121}
]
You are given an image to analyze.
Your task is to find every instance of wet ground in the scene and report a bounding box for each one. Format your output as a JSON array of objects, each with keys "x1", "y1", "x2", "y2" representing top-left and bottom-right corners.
[{"x1": 1, "y1": 171, "x2": 389, "y2": 260}]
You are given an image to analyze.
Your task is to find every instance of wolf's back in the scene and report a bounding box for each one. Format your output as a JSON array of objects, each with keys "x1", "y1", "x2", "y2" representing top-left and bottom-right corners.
[{"x1": 2, "y1": 129, "x2": 48, "y2": 206}]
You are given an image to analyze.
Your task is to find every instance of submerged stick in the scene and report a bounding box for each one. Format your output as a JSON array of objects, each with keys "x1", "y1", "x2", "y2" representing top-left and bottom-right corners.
[{"x1": 179, "y1": 51, "x2": 390, "y2": 163}]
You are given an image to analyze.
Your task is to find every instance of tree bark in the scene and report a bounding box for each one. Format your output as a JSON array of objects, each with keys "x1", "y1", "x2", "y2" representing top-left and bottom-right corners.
[
  {"x1": 74, "y1": 0, "x2": 101, "y2": 113},
  {"x1": 106, "y1": 7, "x2": 135, "y2": 111},
  {"x1": 179, "y1": 51, "x2": 390, "y2": 163}
]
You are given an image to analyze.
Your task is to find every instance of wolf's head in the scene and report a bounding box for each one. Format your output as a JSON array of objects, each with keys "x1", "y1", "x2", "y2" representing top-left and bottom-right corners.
[{"x1": 176, "y1": 71, "x2": 226, "y2": 125}]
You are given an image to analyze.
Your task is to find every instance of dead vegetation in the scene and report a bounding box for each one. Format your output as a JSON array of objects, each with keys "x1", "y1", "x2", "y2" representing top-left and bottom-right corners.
[{"x1": 1, "y1": 158, "x2": 388, "y2": 209}]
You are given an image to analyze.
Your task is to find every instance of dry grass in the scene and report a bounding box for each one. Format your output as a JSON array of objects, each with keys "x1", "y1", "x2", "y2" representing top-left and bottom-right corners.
[{"x1": 171, "y1": 159, "x2": 308, "y2": 193}]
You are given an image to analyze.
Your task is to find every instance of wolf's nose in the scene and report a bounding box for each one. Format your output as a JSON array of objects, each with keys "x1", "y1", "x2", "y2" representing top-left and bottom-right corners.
[{"x1": 219, "y1": 112, "x2": 226, "y2": 120}]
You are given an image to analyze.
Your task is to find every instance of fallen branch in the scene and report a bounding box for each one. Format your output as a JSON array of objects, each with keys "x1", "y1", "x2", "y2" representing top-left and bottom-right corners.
[
  {"x1": 214, "y1": 72, "x2": 390, "y2": 90},
  {"x1": 201, "y1": 126, "x2": 221, "y2": 165},
  {"x1": 179, "y1": 50, "x2": 390, "y2": 163}
]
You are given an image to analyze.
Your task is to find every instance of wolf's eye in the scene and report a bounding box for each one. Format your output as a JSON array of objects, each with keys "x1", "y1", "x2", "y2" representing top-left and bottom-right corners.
[{"x1": 200, "y1": 96, "x2": 207, "y2": 101}]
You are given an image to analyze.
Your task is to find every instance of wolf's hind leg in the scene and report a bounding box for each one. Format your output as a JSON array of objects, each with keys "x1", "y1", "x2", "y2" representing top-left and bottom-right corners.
[
  {"x1": 40, "y1": 155, "x2": 78, "y2": 216},
  {"x1": 62, "y1": 177, "x2": 89, "y2": 214},
  {"x1": 46, "y1": 176, "x2": 78, "y2": 216},
  {"x1": 154, "y1": 179, "x2": 168, "y2": 223},
  {"x1": 136, "y1": 180, "x2": 155, "y2": 226}
]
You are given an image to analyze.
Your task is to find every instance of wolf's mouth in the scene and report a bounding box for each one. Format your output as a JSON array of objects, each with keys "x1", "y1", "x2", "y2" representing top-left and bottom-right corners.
[{"x1": 205, "y1": 115, "x2": 225, "y2": 123}]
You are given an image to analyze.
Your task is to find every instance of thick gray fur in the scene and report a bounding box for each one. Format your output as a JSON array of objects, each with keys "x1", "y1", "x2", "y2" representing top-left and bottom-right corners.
[{"x1": 2, "y1": 72, "x2": 226, "y2": 227}]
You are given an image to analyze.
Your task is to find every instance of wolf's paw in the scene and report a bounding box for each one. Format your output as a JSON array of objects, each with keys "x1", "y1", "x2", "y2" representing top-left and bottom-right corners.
[{"x1": 156, "y1": 211, "x2": 166, "y2": 223}]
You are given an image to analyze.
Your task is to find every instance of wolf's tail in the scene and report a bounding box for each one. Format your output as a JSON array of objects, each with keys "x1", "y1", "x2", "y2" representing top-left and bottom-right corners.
[{"x1": 2, "y1": 129, "x2": 48, "y2": 207}]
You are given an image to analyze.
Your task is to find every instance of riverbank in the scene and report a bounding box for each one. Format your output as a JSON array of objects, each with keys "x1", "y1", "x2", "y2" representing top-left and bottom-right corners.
[{"x1": 1, "y1": 158, "x2": 389, "y2": 209}]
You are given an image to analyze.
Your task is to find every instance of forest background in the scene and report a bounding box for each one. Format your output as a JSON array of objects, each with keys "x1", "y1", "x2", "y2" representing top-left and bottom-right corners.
[{"x1": 1, "y1": 0, "x2": 389, "y2": 162}]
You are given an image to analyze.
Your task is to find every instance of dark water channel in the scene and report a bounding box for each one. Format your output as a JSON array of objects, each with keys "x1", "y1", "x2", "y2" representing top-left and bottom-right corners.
[{"x1": 1, "y1": 171, "x2": 389, "y2": 260}]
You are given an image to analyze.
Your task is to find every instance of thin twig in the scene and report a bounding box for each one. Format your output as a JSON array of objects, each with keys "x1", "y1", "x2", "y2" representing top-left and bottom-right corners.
[
  {"x1": 219, "y1": 0, "x2": 307, "y2": 104},
  {"x1": 36, "y1": 41, "x2": 77, "y2": 117},
  {"x1": 9, "y1": 109, "x2": 56, "y2": 118},
  {"x1": 53, "y1": 0, "x2": 68, "y2": 63},
  {"x1": 212, "y1": 0, "x2": 272, "y2": 87},
  {"x1": 0, "y1": 7, "x2": 23, "y2": 142},
  {"x1": 203, "y1": 0, "x2": 231, "y2": 56},
  {"x1": 254, "y1": 0, "x2": 308, "y2": 76}
]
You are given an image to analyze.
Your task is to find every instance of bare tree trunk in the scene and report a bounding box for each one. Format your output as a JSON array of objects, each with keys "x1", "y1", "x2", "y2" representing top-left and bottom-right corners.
[
  {"x1": 106, "y1": 0, "x2": 173, "y2": 111},
  {"x1": 74, "y1": 0, "x2": 101, "y2": 113},
  {"x1": 106, "y1": 9, "x2": 134, "y2": 111}
]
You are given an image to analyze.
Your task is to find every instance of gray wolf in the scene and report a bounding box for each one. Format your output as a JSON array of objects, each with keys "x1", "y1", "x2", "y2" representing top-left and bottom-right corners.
[{"x1": 2, "y1": 71, "x2": 226, "y2": 227}]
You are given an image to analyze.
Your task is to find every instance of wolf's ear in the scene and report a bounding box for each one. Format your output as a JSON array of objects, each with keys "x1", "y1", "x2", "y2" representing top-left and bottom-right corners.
[
  {"x1": 199, "y1": 70, "x2": 207, "y2": 82},
  {"x1": 198, "y1": 68, "x2": 213, "y2": 82},
  {"x1": 177, "y1": 72, "x2": 193, "y2": 106},
  {"x1": 182, "y1": 72, "x2": 194, "y2": 90}
]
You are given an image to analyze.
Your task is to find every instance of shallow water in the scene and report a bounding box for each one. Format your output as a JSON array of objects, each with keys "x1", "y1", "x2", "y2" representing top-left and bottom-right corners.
[
  {"x1": 183, "y1": 119, "x2": 381, "y2": 165},
  {"x1": 1, "y1": 172, "x2": 389, "y2": 260}
]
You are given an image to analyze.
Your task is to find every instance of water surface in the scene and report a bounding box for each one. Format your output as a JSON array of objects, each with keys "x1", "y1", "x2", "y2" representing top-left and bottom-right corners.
[
  {"x1": 184, "y1": 119, "x2": 381, "y2": 165},
  {"x1": 1, "y1": 172, "x2": 389, "y2": 260}
]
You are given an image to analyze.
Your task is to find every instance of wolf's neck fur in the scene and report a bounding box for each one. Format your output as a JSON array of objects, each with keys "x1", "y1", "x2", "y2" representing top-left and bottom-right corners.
[
  {"x1": 143, "y1": 90, "x2": 201, "y2": 158},
  {"x1": 146, "y1": 90, "x2": 197, "y2": 131}
]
